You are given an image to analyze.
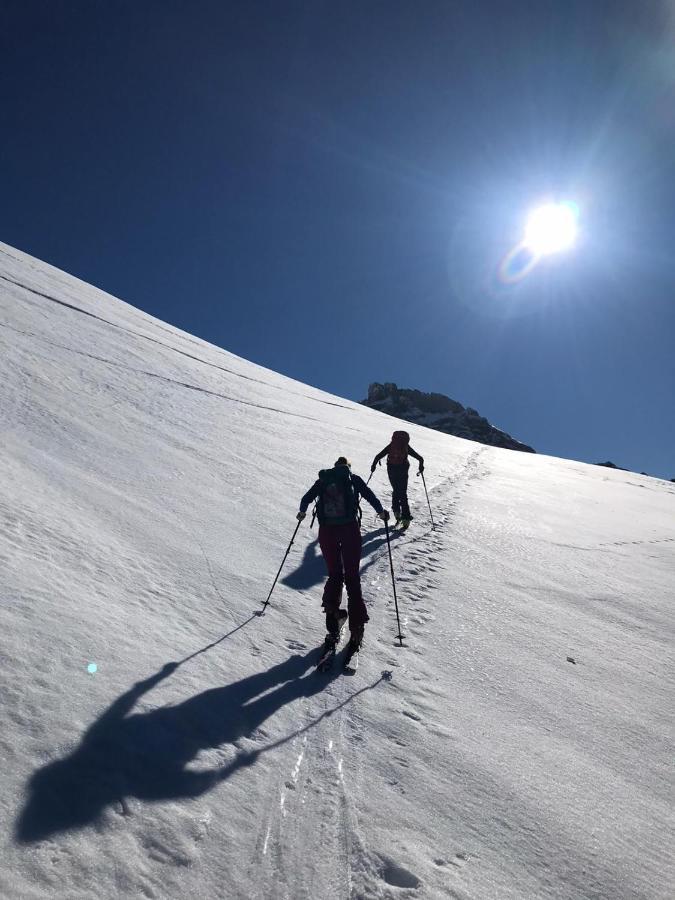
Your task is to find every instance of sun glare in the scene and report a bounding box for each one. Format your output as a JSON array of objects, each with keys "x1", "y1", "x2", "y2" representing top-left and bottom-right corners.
[{"x1": 523, "y1": 202, "x2": 578, "y2": 255}]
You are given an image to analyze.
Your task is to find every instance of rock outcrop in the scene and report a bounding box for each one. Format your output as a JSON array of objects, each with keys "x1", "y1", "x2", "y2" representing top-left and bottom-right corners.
[{"x1": 362, "y1": 383, "x2": 535, "y2": 453}]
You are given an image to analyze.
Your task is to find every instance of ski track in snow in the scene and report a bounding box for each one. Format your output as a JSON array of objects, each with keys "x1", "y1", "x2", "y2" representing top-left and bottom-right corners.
[
  {"x1": 247, "y1": 448, "x2": 488, "y2": 900},
  {"x1": 348, "y1": 450, "x2": 489, "y2": 900},
  {"x1": 250, "y1": 685, "x2": 362, "y2": 900}
]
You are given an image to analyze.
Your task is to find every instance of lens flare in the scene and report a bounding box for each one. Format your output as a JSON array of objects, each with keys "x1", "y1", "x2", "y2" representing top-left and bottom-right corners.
[
  {"x1": 497, "y1": 242, "x2": 539, "y2": 284},
  {"x1": 496, "y1": 200, "x2": 579, "y2": 286}
]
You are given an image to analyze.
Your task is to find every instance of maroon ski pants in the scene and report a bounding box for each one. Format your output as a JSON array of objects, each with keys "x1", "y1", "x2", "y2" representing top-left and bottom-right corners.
[{"x1": 318, "y1": 521, "x2": 369, "y2": 632}]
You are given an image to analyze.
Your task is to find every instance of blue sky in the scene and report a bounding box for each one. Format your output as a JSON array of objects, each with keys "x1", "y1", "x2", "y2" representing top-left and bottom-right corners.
[{"x1": 2, "y1": 0, "x2": 673, "y2": 478}]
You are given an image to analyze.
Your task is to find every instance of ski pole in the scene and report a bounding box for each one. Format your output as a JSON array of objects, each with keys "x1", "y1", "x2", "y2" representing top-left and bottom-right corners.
[
  {"x1": 259, "y1": 519, "x2": 301, "y2": 615},
  {"x1": 419, "y1": 470, "x2": 435, "y2": 530},
  {"x1": 384, "y1": 518, "x2": 404, "y2": 646}
]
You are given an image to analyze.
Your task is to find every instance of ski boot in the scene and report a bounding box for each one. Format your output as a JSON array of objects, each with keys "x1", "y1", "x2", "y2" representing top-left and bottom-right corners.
[
  {"x1": 325, "y1": 609, "x2": 348, "y2": 645},
  {"x1": 345, "y1": 625, "x2": 363, "y2": 654},
  {"x1": 317, "y1": 610, "x2": 348, "y2": 672}
]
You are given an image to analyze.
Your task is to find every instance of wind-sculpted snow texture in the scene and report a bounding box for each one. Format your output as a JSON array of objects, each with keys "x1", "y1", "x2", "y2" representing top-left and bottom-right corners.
[{"x1": 1, "y1": 240, "x2": 673, "y2": 899}]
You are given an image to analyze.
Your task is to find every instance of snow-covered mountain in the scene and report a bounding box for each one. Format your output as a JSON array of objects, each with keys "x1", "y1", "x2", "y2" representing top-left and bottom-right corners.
[
  {"x1": 1, "y1": 241, "x2": 673, "y2": 900},
  {"x1": 362, "y1": 382, "x2": 536, "y2": 453}
]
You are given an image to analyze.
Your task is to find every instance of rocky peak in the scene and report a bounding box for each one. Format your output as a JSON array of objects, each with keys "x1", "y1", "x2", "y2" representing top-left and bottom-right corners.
[{"x1": 362, "y1": 383, "x2": 535, "y2": 453}]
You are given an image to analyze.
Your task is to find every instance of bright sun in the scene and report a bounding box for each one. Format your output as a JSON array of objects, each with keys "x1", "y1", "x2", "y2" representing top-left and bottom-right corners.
[{"x1": 523, "y1": 202, "x2": 578, "y2": 255}]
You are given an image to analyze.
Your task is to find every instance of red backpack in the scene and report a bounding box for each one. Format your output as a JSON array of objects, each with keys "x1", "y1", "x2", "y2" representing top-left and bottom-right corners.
[{"x1": 388, "y1": 430, "x2": 410, "y2": 465}]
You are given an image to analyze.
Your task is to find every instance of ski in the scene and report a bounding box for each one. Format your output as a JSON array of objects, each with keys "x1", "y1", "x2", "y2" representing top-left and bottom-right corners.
[{"x1": 316, "y1": 612, "x2": 348, "y2": 672}]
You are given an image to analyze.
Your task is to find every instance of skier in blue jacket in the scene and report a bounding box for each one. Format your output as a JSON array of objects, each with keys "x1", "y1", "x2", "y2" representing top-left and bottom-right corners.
[{"x1": 297, "y1": 457, "x2": 388, "y2": 653}]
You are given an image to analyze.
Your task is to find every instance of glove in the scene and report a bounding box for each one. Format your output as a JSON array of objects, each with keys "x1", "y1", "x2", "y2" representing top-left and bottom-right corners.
[
  {"x1": 418, "y1": 463, "x2": 424, "y2": 475},
  {"x1": 378, "y1": 509, "x2": 390, "y2": 522},
  {"x1": 370, "y1": 463, "x2": 377, "y2": 474},
  {"x1": 296, "y1": 511, "x2": 306, "y2": 521}
]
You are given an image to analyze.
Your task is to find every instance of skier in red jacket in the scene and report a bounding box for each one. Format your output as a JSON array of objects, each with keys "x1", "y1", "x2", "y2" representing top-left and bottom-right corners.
[{"x1": 371, "y1": 431, "x2": 424, "y2": 529}]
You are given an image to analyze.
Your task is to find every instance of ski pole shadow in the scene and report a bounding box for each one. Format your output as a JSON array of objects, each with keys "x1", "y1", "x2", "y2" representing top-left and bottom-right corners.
[
  {"x1": 178, "y1": 612, "x2": 258, "y2": 664},
  {"x1": 16, "y1": 645, "x2": 382, "y2": 844}
]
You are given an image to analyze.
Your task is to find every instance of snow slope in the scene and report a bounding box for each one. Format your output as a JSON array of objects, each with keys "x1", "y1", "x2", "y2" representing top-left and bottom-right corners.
[{"x1": 1, "y1": 241, "x2": 673, "y2": 900}]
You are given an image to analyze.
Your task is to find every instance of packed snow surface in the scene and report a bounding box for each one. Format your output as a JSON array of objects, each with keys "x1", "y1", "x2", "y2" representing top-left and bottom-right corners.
[{"x1": 1, "y1": 241, "x2": 673, "y2": 899}]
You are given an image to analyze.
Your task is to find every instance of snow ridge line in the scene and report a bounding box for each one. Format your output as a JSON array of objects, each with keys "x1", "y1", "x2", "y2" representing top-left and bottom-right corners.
[
  {"x1": 0, "y1": 317, "x2": 340, "y2": 427},
  {"x1": 0, "y1": 273, "x2": 352, "y2": 410}
]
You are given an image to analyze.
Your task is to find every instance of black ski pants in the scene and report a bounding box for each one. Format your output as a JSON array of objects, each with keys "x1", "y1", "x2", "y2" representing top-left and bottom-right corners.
[
  {"x1": 387, "y1": 462, "x2": 411, "y2": 520},
  {"x1": 318, "y1": 521, "x2": 369, "y2": 633}
]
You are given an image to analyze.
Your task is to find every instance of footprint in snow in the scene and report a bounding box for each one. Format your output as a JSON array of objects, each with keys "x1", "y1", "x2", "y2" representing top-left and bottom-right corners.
[{"x1": 376, "y1": 854, "x2": 422, "y2": 889}]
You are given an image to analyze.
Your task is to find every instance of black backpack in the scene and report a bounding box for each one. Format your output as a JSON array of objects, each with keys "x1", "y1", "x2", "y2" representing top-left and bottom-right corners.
[{"x1": 316, "y1": 466, "x2": 360, "y2": 525}]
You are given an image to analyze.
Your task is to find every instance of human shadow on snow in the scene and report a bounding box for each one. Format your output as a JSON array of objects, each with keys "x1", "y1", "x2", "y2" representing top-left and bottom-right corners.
[
  {"x1": 281, "y1": 527, "x2": 404, "y2": 592},
  {"x1": 16, "y1": 647, "x2": 383, "y2": 843}
]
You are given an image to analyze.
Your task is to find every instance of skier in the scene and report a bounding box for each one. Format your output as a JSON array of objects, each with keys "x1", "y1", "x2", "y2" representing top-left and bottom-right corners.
[
  {"x1": 297, "y1": 457, "x2": 389, "y2": 661},
  {"x1": 370, "y1": 431, "x2": 424, "y2": 529}
]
